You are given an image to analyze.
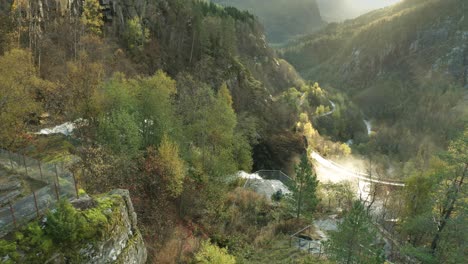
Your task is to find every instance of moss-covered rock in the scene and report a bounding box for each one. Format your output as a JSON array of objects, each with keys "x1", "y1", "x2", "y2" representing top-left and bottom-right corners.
[
  {"x1": 79, "y1": 189, "x2": 147, "y2": 264},
  {"x1": 0, "y1": 189, "x2": 147, "y2": 264}
]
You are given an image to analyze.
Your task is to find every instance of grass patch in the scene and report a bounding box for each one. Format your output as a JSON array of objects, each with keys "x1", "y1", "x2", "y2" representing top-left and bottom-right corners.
[
  {"x1": 240, "y1": 234, "x2": 327, "y2": 264},
  {"x1": 19, "y1": 135, "x2": 77, "y2": 163}
]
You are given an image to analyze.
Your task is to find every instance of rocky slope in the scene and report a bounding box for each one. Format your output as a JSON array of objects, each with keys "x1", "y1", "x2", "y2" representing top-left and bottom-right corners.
[{"x1": 78, "y1": 189, "x2": 147, "y2": 264}]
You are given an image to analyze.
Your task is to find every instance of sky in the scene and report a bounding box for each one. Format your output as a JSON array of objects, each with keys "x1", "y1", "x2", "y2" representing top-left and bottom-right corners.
[
  {"x1": 354, "y1": 0, "x2": 400, "y2": 9},
  {"x1": 352, "y1": 0, "x2": 402, "y2": 10},
  {"x1": 316, "y1": 0, "x2": 403, "y2": 22}
]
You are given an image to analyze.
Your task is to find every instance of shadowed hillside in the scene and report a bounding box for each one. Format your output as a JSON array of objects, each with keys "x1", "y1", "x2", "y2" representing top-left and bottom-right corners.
[
  {"x1": 212, "y1": 0, "x2": 325, "y2": 44},
  {"x1": 283, "y1": 0, "x2": 468, "y2": 160}
]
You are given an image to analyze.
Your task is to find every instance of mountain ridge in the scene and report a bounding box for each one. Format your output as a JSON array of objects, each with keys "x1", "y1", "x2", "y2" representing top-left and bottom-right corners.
[
  {"x1": 282, "y1": 0, "x2": 467, "y2": 160},
  {"x1": 211, "y1": 0, "x2": 326, "y2": 44}
]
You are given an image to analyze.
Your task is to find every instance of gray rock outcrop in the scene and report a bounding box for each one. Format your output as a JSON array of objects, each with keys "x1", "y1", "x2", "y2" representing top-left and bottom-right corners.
[{"x1": 78, "y1": 189, "x2": 147, "y2": 264}]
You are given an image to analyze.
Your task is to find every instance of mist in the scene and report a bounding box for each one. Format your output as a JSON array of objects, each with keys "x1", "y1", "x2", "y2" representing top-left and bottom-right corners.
[{"x1": 317, "y1": 0, "x2": 402, "y2": 22}]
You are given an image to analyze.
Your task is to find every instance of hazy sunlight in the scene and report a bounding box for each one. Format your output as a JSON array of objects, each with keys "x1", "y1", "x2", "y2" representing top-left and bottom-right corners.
[
  {"x1": 317, "y1": 0, "x2": 404, "y2": 22},
  {"x1": 355, "y1": 0, "x2": 403, "y2": 10}
]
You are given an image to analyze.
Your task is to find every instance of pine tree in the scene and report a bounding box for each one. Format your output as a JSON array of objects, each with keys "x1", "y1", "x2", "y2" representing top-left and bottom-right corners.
[
  {"x1": 327, "y1": 201, "x2": 384, "y2": 264},
  {"x1": 292, "y1": 154, "x2": 319, "y2": 219},
  {"x1": 401, "y1": 129, "x2": 467, "y2": 263}
]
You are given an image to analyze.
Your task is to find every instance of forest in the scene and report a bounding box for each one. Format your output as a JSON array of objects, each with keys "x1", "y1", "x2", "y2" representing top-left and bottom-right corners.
[
  {"x1": 0, "y1": 0, "x2": 466, "y2": 263},
  {"x1": 283, "y1": 0, "x2": 467, "y2": 163}
]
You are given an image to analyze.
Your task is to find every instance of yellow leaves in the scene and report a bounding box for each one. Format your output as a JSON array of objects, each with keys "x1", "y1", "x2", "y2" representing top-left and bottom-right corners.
[
  {"x1": 296, "y1": 110, "x2": 352, "y2": 157},
  {"x1": 340, "y1": 143, "x2": 352, "y2": 156},
  {"x1": 299, "y1": 112, "x2": 309, "y2": 123},
  {"x1": 315, "y1": 105, "x2": 326, "y2": 115},
  {"x1": 11, "y1": 0, "x2": 18, "y2": 11},
  {"x1": 134, "y1": 70, "x2": 176, "y2": 106},
  {"x1": 304, "y1": 122, "x2": 316, "y2": 138},
  {"x1": 157, "y1": 135, "x2": 186, "y2": 198},
  {"x1": 65, "y1": 52, "x2": 104, "y2": 118},
  {"x1": 218, "y1": 83, "x2": 233, "y2": 107},
  {"x1": 147, "y1": 70, "x2": 177, "y2": 96},
  {"x1": 11, "y1": 0, "x2": 28, "y2": 11},
  {"x1": 297, "y1": 112, "x2": 317, "y2": 140},
  {"x1": 195, "y1": 240, "x2": 236, "y2": 264},
  {"x1": 81, "y1": 0, "x2": 104, "y2": 36},
  {"x1": 0, "y1": 49, "x2": 44, "y2": 146}
]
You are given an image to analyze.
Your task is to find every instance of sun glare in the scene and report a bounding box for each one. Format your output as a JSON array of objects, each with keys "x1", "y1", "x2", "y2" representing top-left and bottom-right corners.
[{"x1": 357, "y1": 0, "x2": 403, "y2": 10}]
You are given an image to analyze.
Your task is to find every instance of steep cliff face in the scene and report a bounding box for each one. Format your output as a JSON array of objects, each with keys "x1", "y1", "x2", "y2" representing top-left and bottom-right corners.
[
  {"x1": 7, "y1": 0, "x2": 83, "y2": 17},
  {"x1": 0, "y1": 189, "x2": 147, "y2": 264},
  {"x1": 0, "y1": 0, "x2": 142, "y2": 25},
  {"x1": 110, "y1": 0, "x2": 145, "y2": 26},
  {"x1": 77, "y1": 189, "x2": 147, "y2": 264}
]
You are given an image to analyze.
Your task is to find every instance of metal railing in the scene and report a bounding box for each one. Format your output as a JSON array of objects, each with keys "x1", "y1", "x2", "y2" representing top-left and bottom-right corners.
[
  {"x1": 0, "y1": 149, "x2": 79, "y2": 237},
  {"x1": 255, "y1": 170, "x2": 294, "y2": 187},
  {"x1": 289, "y1": 225, "x2": 324, "y2": 255}
]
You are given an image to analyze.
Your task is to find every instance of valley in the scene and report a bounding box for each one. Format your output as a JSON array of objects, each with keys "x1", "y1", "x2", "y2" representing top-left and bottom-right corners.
[{"x1": 0, "y1": 0, "x2": 466, "y2": 263}]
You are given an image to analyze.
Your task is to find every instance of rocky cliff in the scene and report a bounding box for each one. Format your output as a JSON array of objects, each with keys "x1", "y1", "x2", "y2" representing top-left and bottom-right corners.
[
  {"x1": 0, "y1": 189, "x2": 147, "y2": 264},
  {"x1": 76, "y1": 189, "x2": 147, "y2": 264}
]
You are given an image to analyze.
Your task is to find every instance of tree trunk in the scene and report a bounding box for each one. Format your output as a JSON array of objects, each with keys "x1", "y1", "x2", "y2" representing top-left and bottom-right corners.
[
  {"x1": 296, "y1": 184, "x2": 302, "y2": 219},
  {"x1": 430, "y1": 164, "x2": 466, "y2": 254},
  {"x1": 189, "y1": 26, "x2": 196, "y2": 64}
]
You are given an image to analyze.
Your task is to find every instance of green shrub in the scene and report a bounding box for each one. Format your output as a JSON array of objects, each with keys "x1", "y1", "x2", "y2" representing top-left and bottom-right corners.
[
  {"x1": 195, "y1": 240, "x2": 236, "y2": 264},
  {"x1": 0, "y1": 239, "x2": 18, "y2": 264},
  {"x1": 78, "y1": 188, "x2": 86, "y2": 196},
  {"x1": 45, "y1": 200, "x2": 86, "y2": 246},
  {"x1": 1, "y1": 194, "x2": 117, "y2": 262},
  {"x1": 81, "y1": 197, "x2": 114, "y2": 239},
  {"x1": 16, "y1": 222, "x2": 54, "y2": 262}
]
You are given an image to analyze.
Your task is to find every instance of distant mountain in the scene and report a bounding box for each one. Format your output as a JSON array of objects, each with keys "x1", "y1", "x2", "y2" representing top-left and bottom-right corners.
[
  {"x1": 316, "y1": 0, "x2": 403, "y2": 22},
  {"x1": 285, "y1": 0, "x2": 468, "y2": 90},
  {"x1": 211, "y1": 0, "x2": 325, "y2": 44},
  {"x1": 283, "y1": 0, "x2": 468, "y2": 160}
]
